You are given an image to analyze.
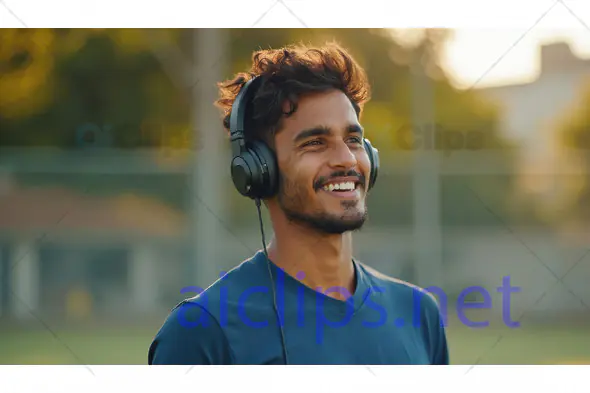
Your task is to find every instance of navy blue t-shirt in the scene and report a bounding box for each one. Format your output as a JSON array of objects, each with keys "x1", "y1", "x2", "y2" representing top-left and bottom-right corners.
[{"x1": 148, "y1": 251, "x2": 449, "y2": 365}]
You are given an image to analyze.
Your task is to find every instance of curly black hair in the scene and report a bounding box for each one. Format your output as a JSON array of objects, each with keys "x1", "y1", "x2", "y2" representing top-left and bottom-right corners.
[{"x1": 215, "y1": 42, "x2": 371, "y2": 146}]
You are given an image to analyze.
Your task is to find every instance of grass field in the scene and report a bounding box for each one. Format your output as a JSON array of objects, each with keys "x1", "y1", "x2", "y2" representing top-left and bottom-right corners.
[{"x1": 1, "y1": 322, "x2": 589, "y2": 365}]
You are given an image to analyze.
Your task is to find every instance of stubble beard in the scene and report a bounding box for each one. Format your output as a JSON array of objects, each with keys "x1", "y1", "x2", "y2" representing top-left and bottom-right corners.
[{"x1": 276, "y1": 172, "x2": 368, "y2": 235}]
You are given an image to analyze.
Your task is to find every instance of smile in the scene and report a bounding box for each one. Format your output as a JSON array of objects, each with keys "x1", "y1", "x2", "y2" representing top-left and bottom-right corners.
[
  {"x1": 319, "y1": 179, "x2": 362, "y2": 199},
  {"x1": 322, "y1": 181, "x2": 356, "y2": 192}
]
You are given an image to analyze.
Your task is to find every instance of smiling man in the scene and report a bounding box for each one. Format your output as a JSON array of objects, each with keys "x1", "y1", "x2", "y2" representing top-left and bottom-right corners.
[{"x1": 148, "y1": 43, "x2": 449, "y2": 365}]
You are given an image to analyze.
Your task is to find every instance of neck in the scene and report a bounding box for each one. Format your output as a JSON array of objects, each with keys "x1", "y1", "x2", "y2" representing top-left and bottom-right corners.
[{"x1": 266, "y1": 218, "x2": 356, "y2": 300}]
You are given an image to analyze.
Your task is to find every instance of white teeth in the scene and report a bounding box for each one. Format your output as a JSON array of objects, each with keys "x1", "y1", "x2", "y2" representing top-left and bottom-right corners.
[{"x1": 322, "y1": 182, "x2": 356, "y2": 192}]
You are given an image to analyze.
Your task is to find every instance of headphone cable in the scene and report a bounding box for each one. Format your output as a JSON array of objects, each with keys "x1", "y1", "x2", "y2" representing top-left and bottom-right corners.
[{"x1": 255, "y1": 197, "x2": 289, "y2": 365}]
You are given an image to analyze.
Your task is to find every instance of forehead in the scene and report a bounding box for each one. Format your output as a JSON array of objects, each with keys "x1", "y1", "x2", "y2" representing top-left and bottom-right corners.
[{"x1": 279, "y1": 90, "x2": 359, "y2": 137}]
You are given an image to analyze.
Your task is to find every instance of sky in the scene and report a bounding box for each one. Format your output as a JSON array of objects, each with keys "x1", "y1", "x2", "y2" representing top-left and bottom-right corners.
[
  {"x1": 440, "y1": 1, "x2": 590, "y2": 90},
  {"x1": 442, "y1": 28, "x2": 590, "y2": 89}
]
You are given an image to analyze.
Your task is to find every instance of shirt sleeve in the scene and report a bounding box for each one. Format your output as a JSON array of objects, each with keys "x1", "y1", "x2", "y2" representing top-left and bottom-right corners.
[
  {"x1": 423, "y1": 292, "x2": 450, "y2": 365},
  {"x1": 148, "y1": 300, "x2": 234, "y2": 365}
]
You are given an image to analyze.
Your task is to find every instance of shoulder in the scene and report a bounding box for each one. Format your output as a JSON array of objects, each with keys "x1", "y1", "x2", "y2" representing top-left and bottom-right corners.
[
  {"x1": 357, "y1": 261, "x2": 442, "y2": 317},
  {"x1": 148, "y1": 299, "x2": 233, "y2": 365},
  {"x1": 182, "y1": 252, "x2": 268, "y2": 306},
  {"x1": 356, "y1": 261, "x2": 450, "y2": 364},
  {"x1": 357, "y1": 262, "x2": 438, "y2": 309},
  {"x1": 357, "y1": 261, "x2": 450, "y2": 364},
  {"x1": 148, "y1": 252, "x2": 266, "y2": 365}
]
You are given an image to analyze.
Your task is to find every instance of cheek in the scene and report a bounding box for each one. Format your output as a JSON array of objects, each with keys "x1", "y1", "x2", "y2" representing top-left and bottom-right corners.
[
  {"x1": 279, "y1": 161, "x2": 315, "y2": 193},
  {"x1": 283, "y1": 156, "x2": 322, "y2": 185},
  {"x1": 357, "y1": 151, "x2": 372, "y2": 177}
]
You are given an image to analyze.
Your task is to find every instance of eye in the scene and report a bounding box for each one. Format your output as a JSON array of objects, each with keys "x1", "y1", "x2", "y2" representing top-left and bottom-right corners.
[
  {"x1": 302, "y1": 139, "x2": 323, "y2": 147},
  {"x1": 347, "y1": 136, "x2": 363, "y2": 144}
]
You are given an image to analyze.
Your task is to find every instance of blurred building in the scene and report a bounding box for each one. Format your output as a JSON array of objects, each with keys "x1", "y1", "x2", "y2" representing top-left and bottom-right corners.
[
  {"x1": 478, "y1": 42, "x2": 590, "y2": 200},
  {"x1": 0, "y1": 149, "x2": 192, "y2": 323}
]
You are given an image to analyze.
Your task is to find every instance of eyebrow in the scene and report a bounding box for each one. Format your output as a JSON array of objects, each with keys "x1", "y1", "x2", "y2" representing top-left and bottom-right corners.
[{"x1": 293, "y1": 124, "x2": 364, "y2": 144}]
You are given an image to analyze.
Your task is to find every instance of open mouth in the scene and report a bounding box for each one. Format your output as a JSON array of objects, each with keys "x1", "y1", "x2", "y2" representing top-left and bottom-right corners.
[
  {"x1": 321, "y1": 181, "x2": 359, "y2": 193},
  {"x1": 317, "y1": 178, "x2": 363, "y2": 199}
]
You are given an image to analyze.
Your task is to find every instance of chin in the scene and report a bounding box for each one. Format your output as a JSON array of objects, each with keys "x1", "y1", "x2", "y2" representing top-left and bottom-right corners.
[
  {"x1": 283, "y1": 206, "x2": 368, "y2": 235},
  {"x1": 317, "y1": 217, "x2": 366, "y2": 235}
]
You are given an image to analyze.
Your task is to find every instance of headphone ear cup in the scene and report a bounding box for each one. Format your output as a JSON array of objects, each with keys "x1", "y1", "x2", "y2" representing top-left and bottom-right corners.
[
  {"x1": 363, "y1": 138, "x2": 379, "y2": 190},
  {"x1": 249, "y1": 140, "x2": 279, "y2": 198},
  {"x1": 231, "y1": 150, "x2": 260, "y2": 198}
]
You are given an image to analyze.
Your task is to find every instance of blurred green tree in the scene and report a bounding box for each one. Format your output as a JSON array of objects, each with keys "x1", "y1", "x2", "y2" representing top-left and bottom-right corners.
[{"x1": 0, "y1": 29, "x2": 189, "y2": 148}]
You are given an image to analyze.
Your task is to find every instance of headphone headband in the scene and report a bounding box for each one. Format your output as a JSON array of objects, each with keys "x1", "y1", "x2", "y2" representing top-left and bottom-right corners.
[{"x1": 229, "y1": 77, "x2": 263, "y2": 158}]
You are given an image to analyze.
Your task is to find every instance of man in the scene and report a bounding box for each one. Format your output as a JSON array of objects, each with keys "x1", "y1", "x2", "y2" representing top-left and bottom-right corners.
[{"x1": 148, "y1": 43, "x2": 449, "y2": 365}]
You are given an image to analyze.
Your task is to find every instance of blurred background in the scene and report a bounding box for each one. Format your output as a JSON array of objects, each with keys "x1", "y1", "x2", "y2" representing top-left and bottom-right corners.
[{"x1": 1, "y1": 28, "x2": 590, "y2": 365}]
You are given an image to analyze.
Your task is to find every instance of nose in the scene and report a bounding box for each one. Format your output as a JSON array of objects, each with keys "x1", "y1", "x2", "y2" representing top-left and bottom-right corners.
[{"x1": 328, "y1": 140, "x2": 358, "y2": 169}]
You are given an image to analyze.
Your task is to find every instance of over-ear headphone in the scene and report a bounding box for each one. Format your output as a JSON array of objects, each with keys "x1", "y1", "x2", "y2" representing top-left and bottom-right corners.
[{"x1": 229, "y1": 76, "x2": 380, "y2": 199}]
